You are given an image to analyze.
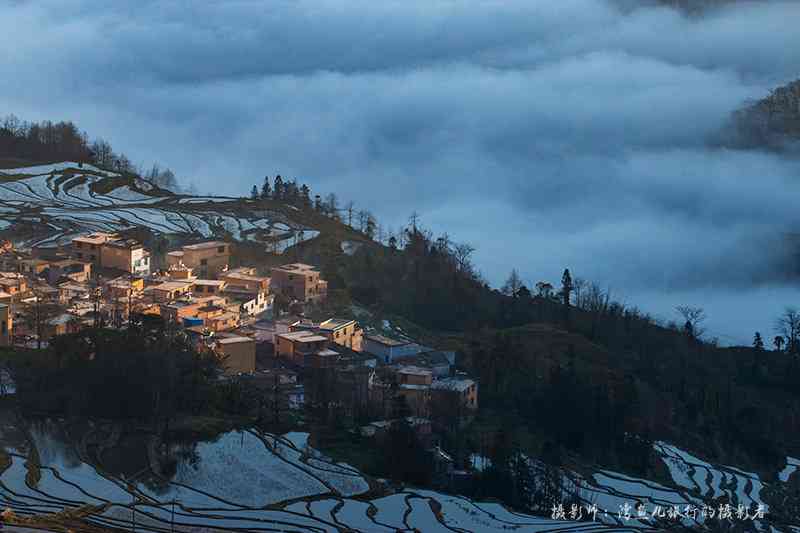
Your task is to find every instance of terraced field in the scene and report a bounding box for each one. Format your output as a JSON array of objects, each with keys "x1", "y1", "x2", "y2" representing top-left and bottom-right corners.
[
  {"x1": 0, "y1": 162, "x2": 322, "y2": 253},
  {"x1": 1, "y1": 414, "x2": 798, "y2": 532},
  {"x1": 0, "y1": 420, "x2": 663, "y2": 533}
]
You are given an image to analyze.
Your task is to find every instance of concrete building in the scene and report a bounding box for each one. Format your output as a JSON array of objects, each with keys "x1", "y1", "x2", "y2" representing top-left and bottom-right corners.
[
  {"x1": 364, "y1": 334, "x2": 421, "y2": 363},
  {"x1": 71, "y1": 232, "x2": 116, "y2": 266},
  {"x1": 233, "y1": 290, "x2": 273, "y2": 317},
  {"x1": 143, "y1": 281, "x2": 194, "y2": 303},
  {"x1": 160, "y1": 296, "x2": 226, "y2": 324},
  {"x1": 291, "y1": 318, "x2": 363, "y2": 352},
  {"x1": 387, "y1": 366, "x2": 433, "y2": 418},
  {"x1": 166, "y1": 262, "x2": 196, "y2": 281},
  {"x1": 391, "y1": 350, "x2": 455, "y2": 378},
  {"x1": 167, "y1": 241, "x2": 230, "y2": 278},
  {"x1": 45, "y1": 259, "x2": 92, "y2": 284},
  {"x1": 100, "y1": 238, "x2": 150, "y2": 275},
  {"x1": 18, "y1": 258, "x2": 50, "y2": 276},
  {"x1": 106, "y1": 276, "x2": 144, "y2": 300},
  {"x1": 275, "y1": 330, "x2": 329, "y2": 365},
  {"x1": 270, "y1": 263, "x2": 327, "y2": 303},
  {"x1": 71, "y1": 233, "x2": 149, "y2": 275},
  {"x1": 431, "y1": 377, "x2": 478, "y2": 411},
  {"x1": 215, "y1": 335, "x2": 256, "y2": 375},
  {"x1": 220, "y1": 267, "x2": 270, "y2": 293},
  {"x1": 193, "y1": 279, "x2": 227, "y2": 297},
  {"x1": 0, "y1": 273, "x2": 27, "y2": 295},
  {"x1": 249, "y1": 317, "x2": 300, "y2": 344}
]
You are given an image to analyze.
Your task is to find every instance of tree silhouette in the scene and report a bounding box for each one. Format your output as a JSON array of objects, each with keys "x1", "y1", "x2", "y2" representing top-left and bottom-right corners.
[
  {"x1": 775, "y1": 307, "x2": 800, "y2": 354},
  {"x1": 501, "y1": 269, "x2": 523, "y2": 297},
  {"x1": 561, "y1": 268, "x2": 573, "y2": 329},
  {"x1": 774, "y1": 336, "x2": 785, "y2": 352},
  {"x1": 753, "y1": 332, "x2": 765, "y2": 351},
  {"x1": 261, "y1": 176, "x2": 272, "y2": 199}
]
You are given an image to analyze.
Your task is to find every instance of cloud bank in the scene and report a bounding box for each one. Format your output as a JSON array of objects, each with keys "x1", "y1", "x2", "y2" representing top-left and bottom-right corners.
[{"x1": 1, "y1": 0, "x2": 799, "y2": 341}]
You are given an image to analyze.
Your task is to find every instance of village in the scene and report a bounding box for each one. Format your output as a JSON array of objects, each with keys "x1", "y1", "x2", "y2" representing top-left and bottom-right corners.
[{"x1": 0, "y1": 231, "x2": 479, "y2": 468}]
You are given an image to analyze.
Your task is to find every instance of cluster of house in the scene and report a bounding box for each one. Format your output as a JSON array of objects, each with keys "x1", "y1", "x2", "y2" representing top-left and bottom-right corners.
[{"x1": 0, "y1": 231, "x2": 478, "y2": 432}]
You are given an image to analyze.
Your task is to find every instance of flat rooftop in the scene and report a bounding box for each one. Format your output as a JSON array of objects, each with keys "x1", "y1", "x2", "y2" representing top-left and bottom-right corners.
[
  {"x1": 272, "y1": 263, "x2": 318, "y2": 274},
  {"x1": 149, "y1": 281, "x2": 193, "y2": 291},
  {"x1": 431, "y1": 378, "x2": 476, "y2": 392},
  {"x1": 366, "y1": 334, "x2": 410, "y2": 347},
  {"x1": 105, "y1": 238, "x2": 144, "y2": 249},
  {"x1": 183, "y1": 241, "x2": 228, "y2": 251},
  {"x1": 194, "y1": 279, "x2": 226, "y2": 286},
  {"x1": 217, "y1": 336, "x2": 254, "y2": 345},
  {"x1": 319, "y1": 318, "x2": 355, "y2": 331},
  {"x1": 222, "y1": 272, "x2": 268, "y2": 282},
  {"x1": 73, "y1": 232, "x2": 116, "y2": 245},
  {"x1": 397, "y1": 365, "x2": 433, "y2": 376},
  {"x1": 277, "y1": 330, "x2": 328, "y2": 343}
]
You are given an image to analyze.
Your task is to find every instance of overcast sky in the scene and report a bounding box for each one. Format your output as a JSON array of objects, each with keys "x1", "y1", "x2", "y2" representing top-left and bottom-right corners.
[{"x1": 2, "y1": 0, "x2": 799, "y2": 343}]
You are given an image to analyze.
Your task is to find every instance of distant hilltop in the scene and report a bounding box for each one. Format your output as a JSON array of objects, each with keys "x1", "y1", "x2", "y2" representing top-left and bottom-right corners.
[{"x1": 730, "y1": 79, "x2": 800, "y2": 151}]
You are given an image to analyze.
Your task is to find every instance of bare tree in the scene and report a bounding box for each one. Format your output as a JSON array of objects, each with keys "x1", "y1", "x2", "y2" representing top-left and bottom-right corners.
[
  {"x1": 344, "y1": 201, "x2": 355, "y2": 227},
  {"x1": 453, "y1": 243, "x2": 475, "y2": 274},
  {"x1": 775, "y1": 307, "x2": 800, "y2": 354},
  {"x1": 675, "y1": 305, "x2": 707, "y2": 340}
]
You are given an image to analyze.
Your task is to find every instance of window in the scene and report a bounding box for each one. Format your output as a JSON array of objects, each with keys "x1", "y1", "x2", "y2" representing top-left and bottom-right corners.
[
  {"x1": 76, "y1": 242, "x2": 83, "y2": 249},
  {"x1": 200, "y1": 259, "x2": 208, "y2": 266},
  {"x1": 217, "y1": 246, "x2": 226, "y2": 253},
  {"x1": 76, "y1": 252, "x2": 83, "y2": 259}
]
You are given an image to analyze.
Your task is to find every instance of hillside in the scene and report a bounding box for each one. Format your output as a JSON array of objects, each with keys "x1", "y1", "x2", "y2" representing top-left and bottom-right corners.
[
  {"x1": 0, "y1": 161, "x2": 370, "y2": 265},
  {"x1": 730, "y1": 79, "x2": 800, "y2": 150}
]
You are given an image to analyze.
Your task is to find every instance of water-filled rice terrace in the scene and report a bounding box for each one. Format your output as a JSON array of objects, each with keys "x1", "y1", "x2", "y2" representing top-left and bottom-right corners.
[
  {"x1": 1, "y1": 416, "x2": 798, "y2": 532},
  {"x1": 0, "y1": 162, "x2": 318, "y2": 252}
]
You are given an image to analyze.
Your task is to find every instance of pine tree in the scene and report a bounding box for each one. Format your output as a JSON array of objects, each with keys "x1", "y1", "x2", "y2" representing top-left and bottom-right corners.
[
  {"x1": 314, "y1": 194, "x2": 322, "y2": 211},
  {"x1": 286, "y1": 179, "x2": 299, "y2": 204},
  {"x1": 250, "y1": 185, "x2": 259, "y2": 200},
  {"x1": 561, "y1": 269, "x2": 573, "y2": 306},
  {"x1": 753, "y1": 332, "x2": 765, "y2": 351},
  {"x1": 300, "y1": 184, "x2": 311, "y2": 207},
  {"x1": 261, "y1": 176, "x2": 271, "y2": 199},
  {"x1": 274, "y1": 175, "x2": 284, "y2": 200},
  {"x1": 501, "y1": 269, "x2": 523, "y2": 297},
  {"x1": 561, "y1": 268, "x2": 573, "y2": 329}
]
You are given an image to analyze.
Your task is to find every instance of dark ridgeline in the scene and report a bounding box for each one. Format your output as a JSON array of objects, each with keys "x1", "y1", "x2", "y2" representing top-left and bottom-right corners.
[
  {"x1": 0, "y1": 115, "x2": 92, "y2": 164},
  {"x1": 0, "y1": 114, "x2": 178, "y2": 190}
]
